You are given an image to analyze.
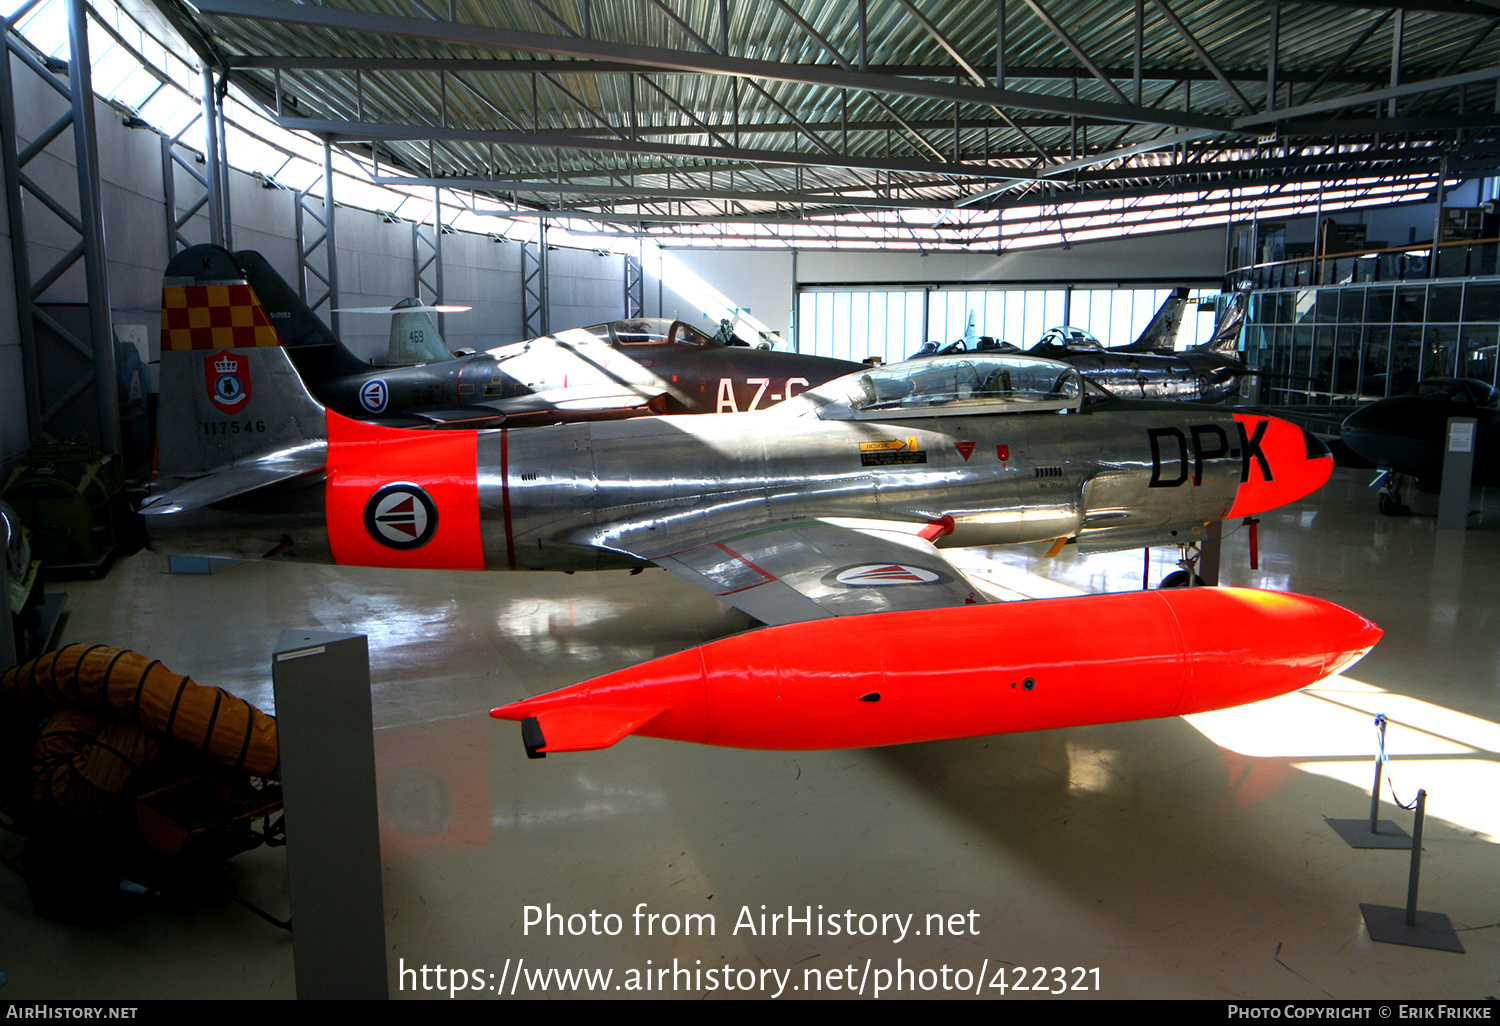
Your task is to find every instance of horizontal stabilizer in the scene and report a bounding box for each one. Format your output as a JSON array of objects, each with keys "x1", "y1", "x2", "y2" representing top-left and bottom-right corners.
[
  {"x1": 491, "y1": 700, "x2": 670, "y2": 757},
  {"x1": 140, "y1": 441, "x2": 326, "y2": 514}
]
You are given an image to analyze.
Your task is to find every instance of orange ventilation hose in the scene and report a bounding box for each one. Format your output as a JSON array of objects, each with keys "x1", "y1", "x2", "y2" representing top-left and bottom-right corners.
[
  {"x1": 1, "y1": 644, "x2": 279, "y2": 779},
  {"x1": 31, "y1": 709, "x2": 162, "y2": 816}
]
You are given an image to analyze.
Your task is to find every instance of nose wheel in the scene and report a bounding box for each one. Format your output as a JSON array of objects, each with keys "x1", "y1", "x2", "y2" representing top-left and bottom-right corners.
[
  {"x1": 1377, "y1": 473, "x2": 1411, "y2": 517},
  {"x1": 1159, "y1": 542, "x2": 1206, "y2": 588}
]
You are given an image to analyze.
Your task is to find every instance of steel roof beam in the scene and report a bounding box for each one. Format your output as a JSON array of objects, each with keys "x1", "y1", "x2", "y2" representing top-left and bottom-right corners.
[
  {"x1": 1234, "y1": 62, "x2": 1500, "y2": 128},
  {"x1": 1295, "y1": 9, "x2": 1392, "y2": 107},
  {"x1": 376, "y1": 175, "x2": 970, "y2": 209},
  {"x1": 188, "y1": 0, "x2": 1232, "y2": 131},
  {"x1": 275, "y1": 114, "x2": 1051, "y2": 180},
  {"x1": 353, "y1": 116, "x2": 1144, "y2": 141},
  {"x1": 1149, "y1": 0, "x2": 1255, "y2": 114},
  {"x1": 1294, "y1": 0, "x2": 1499, "y2": 17},
  {"x1": 1018, "y1": 0, "x2": 1132, "y2": 107},
  {"x1": 762, "y1": 0, "x2": 949, "y2": 163},
  {"x1": 226, "y1": 55, "x2": 1388, "y2": 85}
]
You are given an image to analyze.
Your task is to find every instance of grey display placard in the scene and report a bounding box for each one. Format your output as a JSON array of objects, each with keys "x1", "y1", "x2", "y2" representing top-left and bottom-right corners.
[{"x1": 1438, "y1": 417, "x2": 1477, "y2": 531}]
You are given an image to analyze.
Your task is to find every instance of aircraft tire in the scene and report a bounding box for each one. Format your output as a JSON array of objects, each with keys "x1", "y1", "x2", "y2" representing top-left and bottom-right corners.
[
  {"x1": 1159, "y1": 570, "x2": 1205, "y2": 588},
  {"x1": 1377, "y1": 493, "x2": 1411, "y2": 517}
]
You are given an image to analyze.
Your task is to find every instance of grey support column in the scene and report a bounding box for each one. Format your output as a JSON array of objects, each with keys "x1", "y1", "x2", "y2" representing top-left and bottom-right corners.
[{"x1": 272, "y1": 630, "x2": 387, "y2": 999}]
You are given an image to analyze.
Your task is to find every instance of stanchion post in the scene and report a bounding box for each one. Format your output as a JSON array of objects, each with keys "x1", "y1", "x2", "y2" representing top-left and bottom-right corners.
[{"x1": 1404, "y1": 789, "x2": 1427, "y2": 929}]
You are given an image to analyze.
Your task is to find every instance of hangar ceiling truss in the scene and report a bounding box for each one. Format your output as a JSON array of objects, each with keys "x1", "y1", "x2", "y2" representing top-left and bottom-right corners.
[{"x1": 121, "y1": 0, "x2": 1500, "y2": 248}]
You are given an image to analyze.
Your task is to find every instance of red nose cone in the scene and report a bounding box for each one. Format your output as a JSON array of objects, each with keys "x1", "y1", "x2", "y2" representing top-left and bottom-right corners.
[
  {"x1": 1170, "y1": 589, "x2": 1382, "y2": 716},
  {"x1": 1226, "y1": 414, "x2": 1333, "y2": 519}
]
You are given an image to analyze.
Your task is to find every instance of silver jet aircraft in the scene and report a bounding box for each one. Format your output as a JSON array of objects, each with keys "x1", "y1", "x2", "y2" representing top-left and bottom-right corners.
[
  {"x1": 142, "y1": 273, "x2": 1332, "y2": 624},
  {"x1": 1029, "y1": 288, "x2": 1252, "y2": 403}
]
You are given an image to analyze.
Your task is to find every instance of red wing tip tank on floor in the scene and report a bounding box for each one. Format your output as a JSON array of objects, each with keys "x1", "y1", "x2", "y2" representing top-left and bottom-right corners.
[{"x1": 491, "y1": 588, "x2": 1381, "y2": 756}]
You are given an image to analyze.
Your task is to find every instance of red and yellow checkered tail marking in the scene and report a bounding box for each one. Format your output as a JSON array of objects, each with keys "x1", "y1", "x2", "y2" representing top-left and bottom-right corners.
[{"x1": 161, "y1": 282, "x2": 282, "y2": 351}]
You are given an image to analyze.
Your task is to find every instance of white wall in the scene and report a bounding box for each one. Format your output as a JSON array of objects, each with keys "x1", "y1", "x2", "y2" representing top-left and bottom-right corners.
[
  {"x1": 433, "y1": 230, "x2": 524, "y2": 352},
  {"x1": 661, "y1": 249, "x2": 796, "y2": 341}
]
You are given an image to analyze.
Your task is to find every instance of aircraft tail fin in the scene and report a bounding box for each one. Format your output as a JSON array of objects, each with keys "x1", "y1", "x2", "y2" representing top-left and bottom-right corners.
[
  {"x1": 230, "y1": 248, "x2": 373, "y2": 379},
  {"x1": 1193, "y1": 285, "x2": 1250, "y2": 357},
  {"x1": 227, "y1": 249, "x2": 333, "y2": 348},
  {"x1": 1118, "y1": 287, "x2": 1190, "y2": 352},
  {"x1": 155, "y1": 255, "x2": 327, "y2": 488},
  {"x1": 490, "y1": 703, "x2": 672, "y2": 758},
  {"x1": 387, "y1": 302, "x2": 453, "y2": 365}
]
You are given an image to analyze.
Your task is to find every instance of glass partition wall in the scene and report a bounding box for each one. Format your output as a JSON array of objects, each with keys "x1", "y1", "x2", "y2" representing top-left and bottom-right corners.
[{"x1": 1245, "y1": 279, "x2": 1500, "y2": 405}]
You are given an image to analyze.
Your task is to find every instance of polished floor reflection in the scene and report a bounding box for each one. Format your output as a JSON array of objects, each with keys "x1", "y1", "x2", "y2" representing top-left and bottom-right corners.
[{"x1": 3, "y1": 467, "x2": 1497, "y2": 1000}]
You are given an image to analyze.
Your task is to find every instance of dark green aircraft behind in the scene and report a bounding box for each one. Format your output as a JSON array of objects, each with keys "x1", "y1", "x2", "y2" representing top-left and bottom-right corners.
[{"x1": 1340, "y1": 377, "x2": 1500, "y2": 514}]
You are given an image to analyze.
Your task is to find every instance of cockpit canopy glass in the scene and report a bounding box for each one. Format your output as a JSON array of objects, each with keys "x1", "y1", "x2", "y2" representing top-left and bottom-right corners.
[
  {"x1": 800, "y1": 355, "x2": 1085, "y2": 419},
  {"x1": 1034, "y1": 326, "x2": 1103, "y2": 352},
  {"x1": 608, "y1": 318, "x2": 716, "y2": 348},
  {"x1": 1415, "y1": 377, "x2": 1500, "y2": 408}
]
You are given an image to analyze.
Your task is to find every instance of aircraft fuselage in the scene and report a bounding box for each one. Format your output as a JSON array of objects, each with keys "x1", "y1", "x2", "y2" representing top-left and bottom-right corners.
[
  {"x1": 298, "y1": 339, "x2": 855, "y2": 424},
  {"x1": 147, "y1": 399, "x2": 1321, "y2": 574},
  {"x1": 1029, "y1": 349, "x2": 1246, "y2": 403}
]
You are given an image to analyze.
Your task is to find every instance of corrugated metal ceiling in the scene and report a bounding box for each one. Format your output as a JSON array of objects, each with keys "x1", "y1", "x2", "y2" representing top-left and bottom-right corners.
[{"x1": 131, "y1": 0, "x2": 1500, "y2": 247}]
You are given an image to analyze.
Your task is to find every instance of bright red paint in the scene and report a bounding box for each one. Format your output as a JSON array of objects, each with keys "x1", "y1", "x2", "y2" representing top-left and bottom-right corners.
[
  {"x1": 492, "y1": 587, "x2": 1380, "y2": 754},
  {"x1": 325, "y1": 410, "x2": 486, "y2": 570},
  {"x1": 1227, "y1": 414, "x2": 1333, "y2": 519}
]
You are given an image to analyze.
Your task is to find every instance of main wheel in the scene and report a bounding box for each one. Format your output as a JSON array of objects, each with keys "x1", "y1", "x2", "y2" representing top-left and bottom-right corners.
[{"x1": 1159, "y1": 570, "x2": 1205, "y2": 588}]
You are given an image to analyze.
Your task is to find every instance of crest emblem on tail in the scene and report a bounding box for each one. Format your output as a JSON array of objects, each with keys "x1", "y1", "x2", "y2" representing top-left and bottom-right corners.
[{"x1": 206, "y1": 351, "x2": 252, "y2": 414}]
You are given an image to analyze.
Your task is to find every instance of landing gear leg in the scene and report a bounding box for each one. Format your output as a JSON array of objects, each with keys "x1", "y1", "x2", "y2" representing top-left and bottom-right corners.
[
  {"x1": 1159, "y1": 542, "x2": 1206, "y2": 588},
  {"x1": 1377, "y1": 473, "x2": 1412, "y2": 517}
]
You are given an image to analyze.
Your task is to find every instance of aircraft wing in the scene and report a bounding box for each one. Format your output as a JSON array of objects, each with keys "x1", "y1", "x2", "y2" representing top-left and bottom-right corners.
[{"x1": 631, "y1": 518, "x2": 987, "y2": 626}]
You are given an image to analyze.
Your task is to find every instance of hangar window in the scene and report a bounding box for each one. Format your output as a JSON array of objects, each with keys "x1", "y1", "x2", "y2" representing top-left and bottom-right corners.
[{"x1": 796, "y1": 287, "x2": 1219, "y2": 365}]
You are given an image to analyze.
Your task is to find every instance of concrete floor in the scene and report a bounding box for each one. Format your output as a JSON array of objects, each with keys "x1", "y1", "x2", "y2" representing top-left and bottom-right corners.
[{"x1": 2, "y1": 466, "x2": 1498, "y2": 1000}]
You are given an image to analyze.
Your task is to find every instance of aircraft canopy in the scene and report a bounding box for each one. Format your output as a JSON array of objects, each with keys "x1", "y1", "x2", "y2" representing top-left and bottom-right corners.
[
  {"x1": 1033, "y1": 326, "x2": 1104, "y2": 352},
  {"x1": 800, "y1": 355, "x2": 1085, "y2": 420},
  {"x1": 608, "y1": 318, "x2": 718, "y2": 347},
  {"x1": 1414, "y1": 377, "x2": 1500, "y2": 408}
]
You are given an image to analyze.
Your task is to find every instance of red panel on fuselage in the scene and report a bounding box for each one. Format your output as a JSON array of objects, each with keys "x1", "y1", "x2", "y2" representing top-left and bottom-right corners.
[
  {"x1": 325, "y1": 411, "x2": 486, "y2": 570},
  {"x1": 1226, "y1": 413, "x2": 1333, "y2": 519}
]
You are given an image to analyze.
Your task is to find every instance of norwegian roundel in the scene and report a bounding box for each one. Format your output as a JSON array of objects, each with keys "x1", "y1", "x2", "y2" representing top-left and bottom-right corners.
[
  {"x1": 363, "y1": 483, "x2": 438, "y2": 550},
  {"x1": 833, "y1": 564, "x2": 944, "y2": 586},
  {"x1": 359, "y1": 378, "x2": 389, "y2": 413}
]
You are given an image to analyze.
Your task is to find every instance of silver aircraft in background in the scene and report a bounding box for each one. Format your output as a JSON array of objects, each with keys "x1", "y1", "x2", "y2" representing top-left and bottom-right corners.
[{"x1": 1028, "y1": 288, "x2": 1254, "y2": 403}]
